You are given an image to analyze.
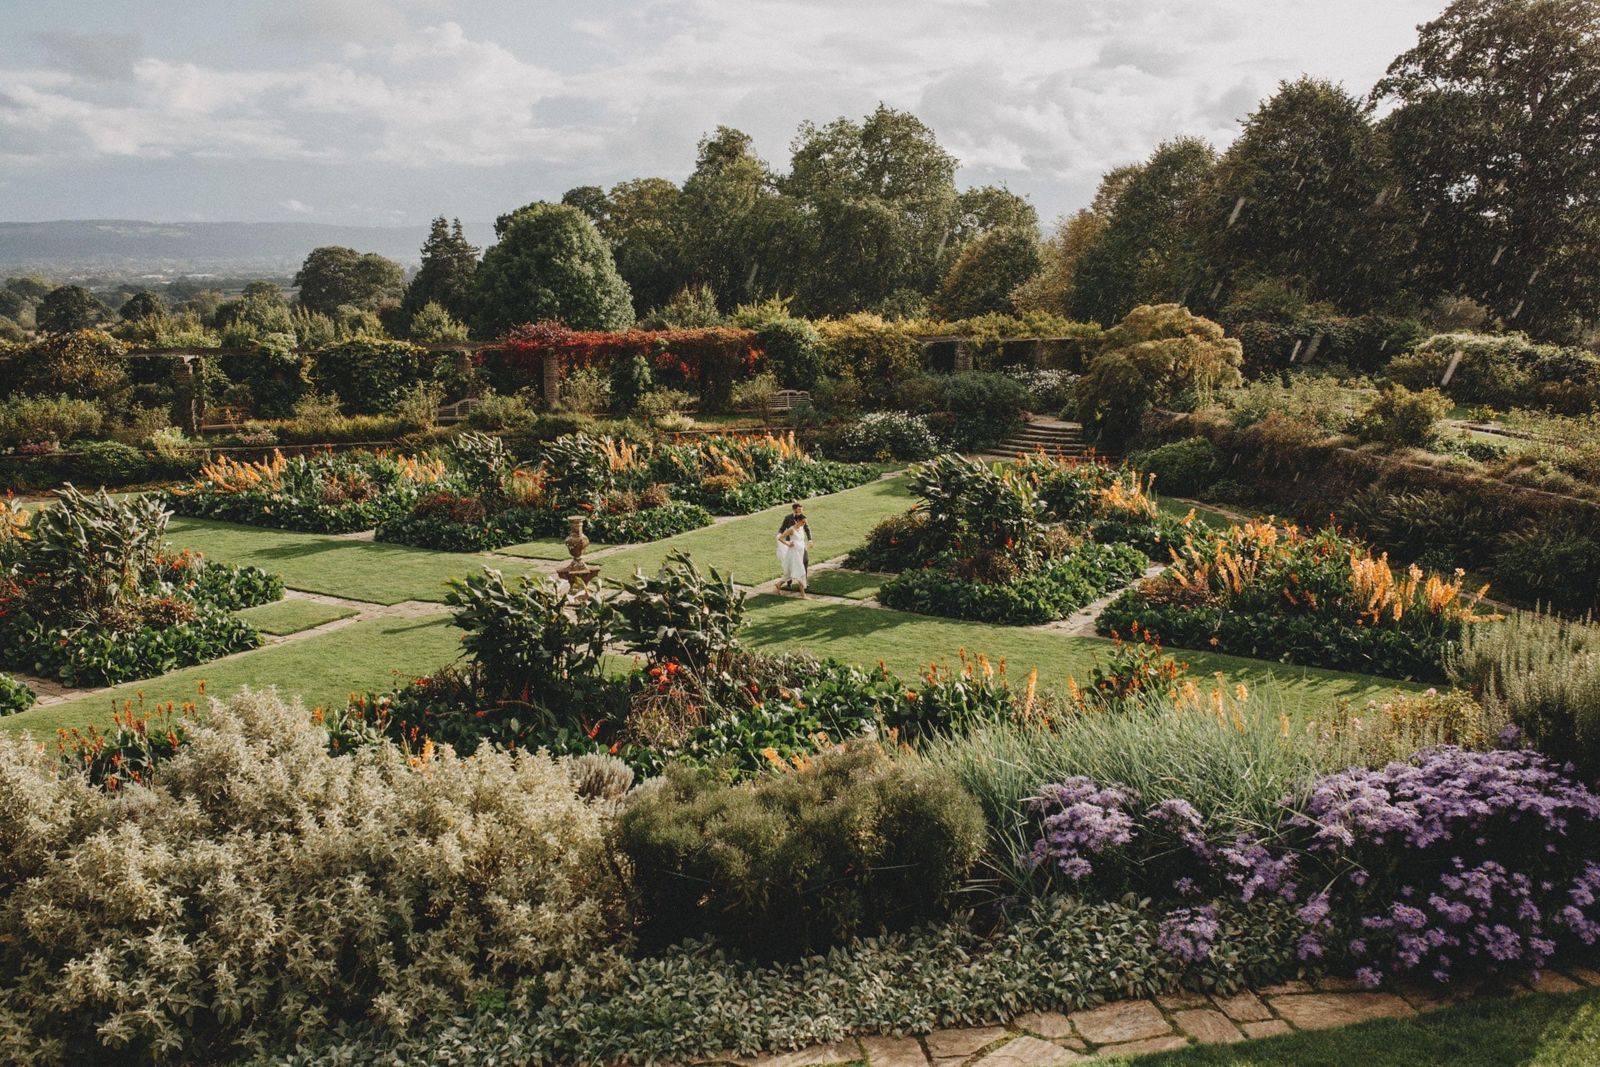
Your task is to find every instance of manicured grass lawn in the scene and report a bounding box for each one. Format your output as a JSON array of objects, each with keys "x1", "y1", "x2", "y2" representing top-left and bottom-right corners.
[
  {"x1": 166, "y1": 518, "x2": 550, "y2": 604},
  {"x1": 498, "y1": 536, "x2": 573, "y2": 560},
  {"x1": 235, "y1": 598, "x2": 357, "y2": 635},
  {"x1": 807, "y1": 568, "x2": 886, "y2": 600},
  {"x1": 595, "y1": 475, "x2": 913, "y2": 584},
  {"x1": 1160, "y1": 497, "x2": 1235, "y2": 529},
  {"x1": 739, "y1": 594, "x2": 1416, "y2": 718},
  {"x1": 1, "y1": 614, "x2": 460, "y2": 737},
  {"x1": 1120, "y1": 989, "x2": 1600, "y2": 1066}
]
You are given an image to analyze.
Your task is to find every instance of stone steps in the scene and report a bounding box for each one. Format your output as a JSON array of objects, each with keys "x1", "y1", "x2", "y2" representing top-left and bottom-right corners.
[{"x1": 993, "y1": 419, "x2": 1087, "y2": 458}]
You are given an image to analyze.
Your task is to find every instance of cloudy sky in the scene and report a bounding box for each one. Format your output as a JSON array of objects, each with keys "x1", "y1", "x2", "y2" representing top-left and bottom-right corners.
[{"x1": 0, "y1": 0, "x2": 1443, "y2": 228}]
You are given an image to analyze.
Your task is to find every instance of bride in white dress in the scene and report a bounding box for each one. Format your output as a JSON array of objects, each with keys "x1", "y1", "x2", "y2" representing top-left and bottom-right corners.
[{"x1": 777, "y1": 517, "x2": 809, "y2": 595}]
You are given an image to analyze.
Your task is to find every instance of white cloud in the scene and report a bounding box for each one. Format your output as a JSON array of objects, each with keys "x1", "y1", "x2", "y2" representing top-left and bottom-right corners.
[
  {"x1": 282, "y1": 197, "x2": 313, "y2": 213},
  {"x1": 0, "y1": 0, "x2": 1443, "y2": 220}
]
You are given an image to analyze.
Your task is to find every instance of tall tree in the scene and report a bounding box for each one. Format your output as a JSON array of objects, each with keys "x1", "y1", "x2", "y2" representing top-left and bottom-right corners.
[
  {"x1": 36, "y1": 285, "x2": 104, "y2": 333},
  {"x1": 1013, "y1": 166, "x2": 1139, "y2": 314},
  {"x1": 1197, "y1": 78, "x2": 1418, "y2": 314},
  {"x1": 118, "y1": 290, "x2": 167, "y2": 321},
  {"x1": 601, "y1": 178, "x2": 689, "y2": 316},
  {"x1": 293, "y1": 246, "x2": 406, "y2": 315},
  {"x1": 932, "y1": 226, "x2": 1042, "y2": 319},
  {"x1": 676, "y1": 127, "x2": 785, "y2": 312},
  {"x1": 401, "y1": 217, "x2": 479, "y2": 326},
  {"x1": 472, "y1": 203, "x2": 634, "y2": 335},
  {"x1": 785, "y1": 105, "x2": 962, "y2": 314},
  {"x1": 1068, "y1": 138, "x2": 1217, "y2": 326},
  {"x1": 1375, "y1": 0, "x2": 1600, "y2": 338}
]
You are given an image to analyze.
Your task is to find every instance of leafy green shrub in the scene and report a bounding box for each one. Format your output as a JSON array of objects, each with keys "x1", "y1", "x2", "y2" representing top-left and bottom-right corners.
[
  {"x1": 1352, "y1": 383, "x2": 1449, "y2": 447},
  {"x1": 620, "y1": 743, "x2": 985, "y2": 956},
  {"x1": 1489, "y1": 523, "x2": 1600, "y2": 614},
  {"x1": 58, "y1": 440, "x2": 147, "y2": 486},
  {"x1": 878, "y1": 542, "x2": 1148, "y2": 625},
  {"x1": 1388, "y1": 332, "x2": 1600, "y2": 413},
  {"x1": 608, "y1": 352, "x2": 656, "y2": 415},
  {"x1": 0, "y1": 395, "x2": 104, "y2": 448},
  {"x1": 847, "y1": 510, "x2": 941, "y2": 571},
  {"x1": 941, "y1": 371, "x2": 1028, "y2": 451},
  {"x1": 1130, "y1": 436, "x2": 1221, "y2": 496},
  {"x1": 612, "y1": 550, "x2": 744, "y2": 672},
  {"x1": 1075, "y1": 305, "x2": 1244, "y2": 447},
  {"x1": 584, "y1": 500, "x2": 713, "y2": 543},
  {"x1": 309, "y1": 338, "x2": 430, "y2": 415},
  {"x1": 0, "y1": 689, "x2": 624, "y2": 1066},
  {"x1": 1449, "y1": 610, "x2": 1600, "y2": 780},
  {"x1": 754, "y1": 316, "x2": 824, "y2": 389},
  {"x1": 825, "y1": 412, "x2": 934, "y2": 460},
  {"x1": 0, "y1": 674, "x2": 34, "y2": 716},
  {"x1": 375, "y1": 499, "x2": 561, "y2": 552}
]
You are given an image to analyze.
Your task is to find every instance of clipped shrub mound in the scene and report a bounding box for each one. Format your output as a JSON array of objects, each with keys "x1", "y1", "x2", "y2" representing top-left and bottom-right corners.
[
  {"x1": 1099, "y1": 519, "x2": 1499, "y2": 680},
  {"x1": 0, "y1": 489, "x2": 281, "y2": 686},
  {"x1": 621, "y1": 743, "x2": 986, "y2": 956}
]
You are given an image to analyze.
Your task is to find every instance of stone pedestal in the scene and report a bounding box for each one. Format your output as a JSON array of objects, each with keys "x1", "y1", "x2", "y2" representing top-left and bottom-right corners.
[{"x1": 556, "y1": 515, "x2": 600, "y2": 593}]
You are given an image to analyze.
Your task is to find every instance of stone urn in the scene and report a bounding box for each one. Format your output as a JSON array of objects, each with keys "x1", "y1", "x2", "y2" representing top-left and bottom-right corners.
[{"x1": 557, "y1": 514, "x2": 601, "y2": 593}]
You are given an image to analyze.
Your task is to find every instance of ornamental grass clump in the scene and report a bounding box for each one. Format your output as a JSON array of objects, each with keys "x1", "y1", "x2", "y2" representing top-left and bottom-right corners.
[
  {"x1": 0, "y1": 689, "x2": 625, "y2": 1067},
  {"x1": 1099, "y1": 519, "x2": 1500, "y2": 679}
]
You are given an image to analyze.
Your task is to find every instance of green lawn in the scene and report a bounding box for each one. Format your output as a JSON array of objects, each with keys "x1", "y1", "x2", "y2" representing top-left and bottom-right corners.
[
  {"x1": 807, "y1": 568, "x2": 886, "y2": 600},
  {"x1": 498, "y1": 536, "x2": 573, "y2": 560},
  {"x1": 739, "y1": 594, "x2": 1416, "y2": 718},
  {"x1": 166, "y1": 518, "x2": 550, "y2": 604},
  {"x1": 235, "y1": 598, "x2": 358, "y2": 635},
  {"x1": 1, "y1": 613, "x2": 460, "y2": 737},
  {"x1": 1121, "y1": 989, "x2": 1600, "y2": 1066},
  {"x1": 594, "y1": 475, "x2": 913, "y2": 584}
]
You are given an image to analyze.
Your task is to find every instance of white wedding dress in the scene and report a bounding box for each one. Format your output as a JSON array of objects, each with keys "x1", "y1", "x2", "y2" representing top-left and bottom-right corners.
[{"x1": 778, "y1": 524, "x2": 809, "y2": 587}]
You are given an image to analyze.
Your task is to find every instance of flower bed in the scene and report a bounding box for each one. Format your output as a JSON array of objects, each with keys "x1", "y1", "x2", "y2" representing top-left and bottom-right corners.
[
  {"x1": 0, "y1": 489, "x2": 282, "y2": 686},
  {"x1": 163, "y1": 449, "x2": 448, "y2": 533},
  {"x1": 1098, "y1": 520, "x2": 1500, "y2": 680},
  {"x1": 849, "y1": 453, "x2": 1177, "y2": 624},
  {"x1": 376, "y1": 431, "x2": 863, "y2": 552},
  {"x1": 879, "y1": 542, "x2": 1148, "y2": 624}
]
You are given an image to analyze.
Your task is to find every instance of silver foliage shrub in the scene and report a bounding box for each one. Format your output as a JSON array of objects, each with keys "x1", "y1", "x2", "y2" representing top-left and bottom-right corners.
[{"x1": 0, "y1": 688, "x2": 625, "y2": 1066}]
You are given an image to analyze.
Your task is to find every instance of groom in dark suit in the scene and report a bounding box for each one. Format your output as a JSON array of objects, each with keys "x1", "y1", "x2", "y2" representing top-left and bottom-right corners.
[{"x1": 778, "y1": 501, "x2": 812, "y2": 570}]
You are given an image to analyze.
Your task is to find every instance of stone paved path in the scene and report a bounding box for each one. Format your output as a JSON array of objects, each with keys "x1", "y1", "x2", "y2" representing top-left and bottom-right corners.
[{"x1": 703, "y1": 968, "x2": 1600, "y2": 1065}]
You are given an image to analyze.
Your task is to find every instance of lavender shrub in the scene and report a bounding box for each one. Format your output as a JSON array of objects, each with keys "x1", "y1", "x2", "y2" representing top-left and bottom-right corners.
[{"x1": 1025, "y1": 746, "x2": 1600, "y2": 985}]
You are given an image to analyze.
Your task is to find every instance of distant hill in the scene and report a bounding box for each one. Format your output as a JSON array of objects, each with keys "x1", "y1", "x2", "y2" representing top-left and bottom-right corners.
[{"x1": 0, "y1": 219, "x2": 497, "y2": 275}]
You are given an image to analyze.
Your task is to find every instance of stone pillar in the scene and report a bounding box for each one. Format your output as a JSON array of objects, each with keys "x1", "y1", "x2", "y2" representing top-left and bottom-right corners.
[
  {"x1": 954, "y1": 339, "x2": 974, "y2": 373},
  {"x1": 173, "y1": 357, "x2": 200, "y2": 433},
  {"x1": 541, "y1": 351, "x2": 561, "y2": 409}
]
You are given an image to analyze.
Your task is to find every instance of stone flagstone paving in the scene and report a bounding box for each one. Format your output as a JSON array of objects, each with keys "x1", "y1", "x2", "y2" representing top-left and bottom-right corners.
[{"x1": 699, "y1": 966, "x2": 1600, "y2": 1065}]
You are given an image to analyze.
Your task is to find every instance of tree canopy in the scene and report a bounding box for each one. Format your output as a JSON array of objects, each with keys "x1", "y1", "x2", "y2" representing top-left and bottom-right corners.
[
  {"x1": 472, "y1": 202, "x2": 635, "y2": 335},
  {"x1": 293, "y1": 247, "x2": 406, "y2": 315}
]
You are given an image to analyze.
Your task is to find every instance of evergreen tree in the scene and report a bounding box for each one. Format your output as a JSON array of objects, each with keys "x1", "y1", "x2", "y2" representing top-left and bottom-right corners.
[{"x1": 401, "y1": 217, "x2": 480, "y2": 327}]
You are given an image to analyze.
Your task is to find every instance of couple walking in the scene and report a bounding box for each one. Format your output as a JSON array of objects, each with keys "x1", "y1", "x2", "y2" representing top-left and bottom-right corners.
[{"x1": 776, "y1": 501, "x2": 812, "y2": 595}]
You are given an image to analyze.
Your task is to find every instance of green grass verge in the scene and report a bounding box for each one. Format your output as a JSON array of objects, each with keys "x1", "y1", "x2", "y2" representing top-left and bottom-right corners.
[
  {"x1": 235, "y1": 598, "x2": 358, "y2": 636},
  {"x1": 1, "y1": 614, "x2": 460, "y2": 737},
  {"x1": 497, "y1": 537, "x2": 573, "y2": 560},
  {"x1": 596, "y1": 475, "x2": 913, "y2": 585},
  {"x1": 1118, "y1": 989, "x2": 1600, "y2": 1066},
  {"x1": 806, "y1": 569, "x2": 886, "y2": 600},
  {"x1": 1160, "y1": 497, "x2": 1236, "y2": 530},
  {"x1": 166, "y1": 518, "x2": 550, "y2": 604},
  {"x1": 738, "y1": 594, "x2": 1417, "y2": 719}
]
